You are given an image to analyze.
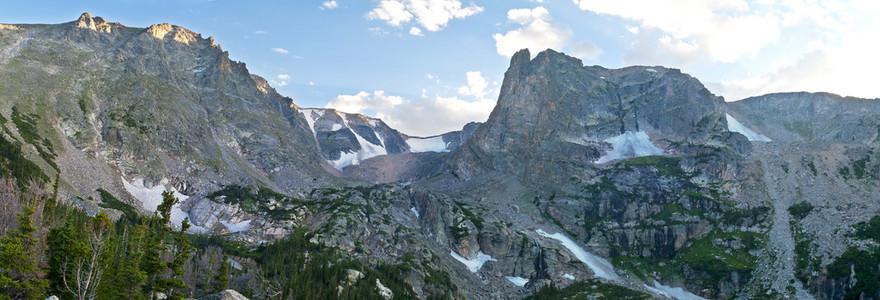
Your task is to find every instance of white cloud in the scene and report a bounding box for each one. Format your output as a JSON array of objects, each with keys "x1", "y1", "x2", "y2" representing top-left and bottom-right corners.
[
  {"x1": 271, "y1": 48, "x2": 289, "y2": 54},
  {"x1": 308, "y1": 81, "x2": 315, "y2": 86},
  {"x1": 457, "y1": 71, "x2": 489, "y2": 100},
  {"x1": 367, "y1": 0, "x2": 483, "y2": 33},
  {"x1": 409, "y1": 27, "x2": 424, "y2": 36},
  {"x1": 277, "y1": 74, "x2": 291, "y2": 80},
  {"x1": 321, "y1": 1, "x2": 339, "y2": 9},
  {"x1": 325, "y1": 91, "x2": 404, "y2": 113},
  {"x1": 324, "y1": 72, "x2": 498, "y2": 136},
  {"x1": 326, "y1": 91, "x2": 494, "y2": 136},
  {"x1": 255, "y1": 30, "x2": 267, "y2": 34},
  {"x1": 573, "y1": 0, "x2": 780, "y2": 64},
  {"x1": 570, "y1": 40, "x2": 603, "y2": 60},
  {"x1": 367, "y1": 0, "x2": 414, "y2": 27},
  {"x1": 493, "y1": 7, "x2": 574, "y2": 58}
]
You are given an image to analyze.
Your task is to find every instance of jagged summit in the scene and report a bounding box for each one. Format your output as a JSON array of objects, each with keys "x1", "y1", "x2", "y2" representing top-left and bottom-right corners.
[{"x1": 453, "y1": 48, "x2": 734, "y2": 182}]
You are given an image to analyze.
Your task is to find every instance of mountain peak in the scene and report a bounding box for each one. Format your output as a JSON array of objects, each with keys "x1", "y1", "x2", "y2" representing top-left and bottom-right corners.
[{"x1": 75, "y1": 12, "x2": 113, "y2": 33}]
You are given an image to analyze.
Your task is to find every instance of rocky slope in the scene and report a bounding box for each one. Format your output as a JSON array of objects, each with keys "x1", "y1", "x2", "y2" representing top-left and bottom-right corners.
[{"x1": 3, "y1": 14, "x2": 880, "y2": 300}]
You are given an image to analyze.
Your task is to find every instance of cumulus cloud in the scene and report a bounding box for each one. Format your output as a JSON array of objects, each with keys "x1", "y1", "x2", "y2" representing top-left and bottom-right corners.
[
  {"x1": 324, "y1": 72, "x2": 498, "y2": 136},
  {"x1": 701, "y1": 1, "x2": 880, "y2": 100},
  {"x1": 570, "y1": 40, "x2": 603, "y2": 60},
  {"x1": 457, "y1": 71, "x2": 489, "y2": 100},
  {"x1": 493, "y1": 7, "x2": 573, "y2": 58},
  {"x1": 277, "y1": 74, "x2": 291, "y2": 80},
  {"x1": 321, "y1": 1, "x2": 339, "y2": 9},
  {"x1": 271, "y1": 48, "x2": 289, "y2": 54},
  {"x1": 367, "y1": 0, "x2": 483, "y2": 33},
  {"x1": 573, "y1": 0, "x2": 780, "y2": 64},
  {"x1": 325, "y1": 91, "x2": 404, "y2": 114},
  {"x1": 409, "y1": 27, "x2": 424, "y2": 36}
]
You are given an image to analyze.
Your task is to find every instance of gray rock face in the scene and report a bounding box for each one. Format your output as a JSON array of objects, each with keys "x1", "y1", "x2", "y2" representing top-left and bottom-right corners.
[
  {"x1": 197, "y1": 289, "x2": 249, "y2": 300},
  {"x1": 453, "y1": 49, "x2": 729, "y2": 184},
  {"x1": 727, "y1": 92, "x2": 880, "y2": 144}
]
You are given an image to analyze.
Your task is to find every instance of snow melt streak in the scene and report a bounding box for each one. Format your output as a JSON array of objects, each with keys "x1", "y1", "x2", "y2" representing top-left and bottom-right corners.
[
  {"x1": 643, "y1": 280, "x2": 707, "y2": 300},
  {"x1": 449, "y1": 251, "x2": 496, "y2": 273},
  {"x1": 406, "y1": 136, "x2": 449, "y2": 153},
  {"x1": 725, "y1": 114, "x2": 771, "y2": 142},
  {"x1": 536, "y1": 229, "x2": 619, "y2": 280},
  {"x1": 595, "y1": 131, "x2": 664, "y2": 164}
]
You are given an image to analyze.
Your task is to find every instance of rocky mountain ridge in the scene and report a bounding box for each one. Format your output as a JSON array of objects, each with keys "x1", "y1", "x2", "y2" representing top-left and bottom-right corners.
[{"x1": 2, "y1": 14, "x2": 880, "y2": 300}]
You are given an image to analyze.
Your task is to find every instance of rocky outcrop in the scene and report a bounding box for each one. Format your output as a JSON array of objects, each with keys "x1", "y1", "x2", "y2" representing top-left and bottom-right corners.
[
  {"x1": 728, "y1": 92, "x2": 880, "y2": 144},
  {"x1": 452, "y1": 49, "x2": 731, "y2": 186}
]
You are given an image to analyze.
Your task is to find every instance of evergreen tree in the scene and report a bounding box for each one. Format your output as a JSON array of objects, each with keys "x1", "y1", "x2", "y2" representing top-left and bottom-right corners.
[{"x1": 0, "y1": 202, "x2": 49, "y2": 299}]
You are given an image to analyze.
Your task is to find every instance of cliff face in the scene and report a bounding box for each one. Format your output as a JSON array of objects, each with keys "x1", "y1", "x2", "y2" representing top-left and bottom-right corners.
[
  {"x1": 452, "y1": 49, "x2": 738, "y2": 186},
  {"x1": 0, "y1": 13, "x2": 340, "y2": 231}
]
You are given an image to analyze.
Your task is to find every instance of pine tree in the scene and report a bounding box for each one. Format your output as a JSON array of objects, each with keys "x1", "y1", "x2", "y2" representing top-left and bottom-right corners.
[
  {"x1": 213, "y1": 254, "x2": 230, "y2": 293},
  {"x1": 0, "y1": 201, "x2": 49, "y2": 299}
]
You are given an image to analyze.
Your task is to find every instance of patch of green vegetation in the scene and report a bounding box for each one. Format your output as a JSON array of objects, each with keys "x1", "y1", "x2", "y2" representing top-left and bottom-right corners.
[
  {"x1": 96, "y1": 188, "x2": 140, "y2": 221},
  {"x1": 612, "y1": 256, "x2": 679, "y2": 281},
  {"x1": 448, "y1": 224, "x2": 470, "y2": 239},
  {"x1": 618, "y1": 156, "x2": 685, "y2": 178},
  {"x1": 854, "y1": 215, "x2": 880, "y2": 242},
  {"x1": 526, "y1": 279, "x2": 652, "y2": 300},
  {"x1": 676, "y1": 229, "x2": 762, "y2": 287},
  {"x1": 0, "y1": 132, "x2": 49, "y2": 187},
  {"x1": 453, "y1": 200, "x2": 485, "y2": 230},
  {"x1": 423, "y1": 263, "x2": 457, "y2": 296},
  {"x1": 806, "y1": 161, "x2": 818, "y2": 176},
  {"x1": 208, "y1": 185, "x2": 309, "y2": 220},
  {"x1": 826, "y1": 245, "x2": 880, "y2": 299},
  {"x1": 10, "y1": 106, "x2": 58, "y2": 171},
  {"x1": 788, "y1": 201, "x2": 813, "y2": 220},
  {"x1": 839, "y1": 166, "x2": 851, "y2": 179},
  {"x1": 652, "y1": 203, "x2": 701, "y2": 221},
  {"x1": 720, "y1": 206, "x2": 770, "y2": 226},
  {"x1": 852, "y1": 157, "x2": 872, "y2": 179}
]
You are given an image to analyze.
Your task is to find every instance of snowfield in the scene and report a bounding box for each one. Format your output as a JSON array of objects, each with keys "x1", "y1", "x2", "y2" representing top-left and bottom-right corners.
[
  {"x1": 595, "y1": 131, "x2": 664, "y2": 164},
  {"x1": 505, "y1": 276, "x2": 529, "y2": 287},
  {"x1": 406, "y1": 136, "x2": 449, "y2": 153},
  {"x1": 121, "y1": 177, "x2": 207, "y2": 233},
  {"x1": 726, "y1": 113, "x2": 771, "y2": 142},
  {"x1": 449, "y1": 251, "x2": 496, "y2": 273}
]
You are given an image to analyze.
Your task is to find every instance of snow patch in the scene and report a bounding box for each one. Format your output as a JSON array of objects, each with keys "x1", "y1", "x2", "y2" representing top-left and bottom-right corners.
[
  {"x1": 121, "y1": 177, "x2": 206, "y2": 233},
  {"x1": 647, "y1": 68, "x2": 657, "y2": 72},
  {"x1": 331, "y1": 124, "x2": 343, "y2": 131},
  {"x1": 410, "y1": 206, "x2": 420, "y2": 218},
  {"x1": 449, "y1": 251, "x2": 496, "y2": 273},
  {"x1": 300, "y1": 109, "x2": 318, "y2": 137},
  {"x1": 329, "y1": 115, "x2": 389, "y2": 170},
  {"x1": 595, "y1": 131, "x2": 664, "y2": 164},
  {"x1": 643, "y1": 280, "x2": 706, "y2": 300},
  {"x1": 406, "y1": 136, "x2": 449, "y2": 153},
  {"x1": 563, "y1": 273, "x2": 575, "y2": 280},
  {"x1": 536, "y1": 229, "x2": 619, "y2": 280},
  {"x1": 725, "y1": 114, "x2": 771, "y2": 142},
  {"x1": 219, "y1": 220, "x2": 252, "y2": 233},
  {"x1": 505, "y1": 276, "x2": 529, "y2": 287},
  {"x1": 226, "y1": 258, "x2": 243, "y2": 270}
]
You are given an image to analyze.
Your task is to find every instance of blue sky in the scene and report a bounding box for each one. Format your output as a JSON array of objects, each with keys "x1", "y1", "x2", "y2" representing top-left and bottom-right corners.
[{"x1": 2, "y1": 0, "x2": 879, "y2": 136}]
